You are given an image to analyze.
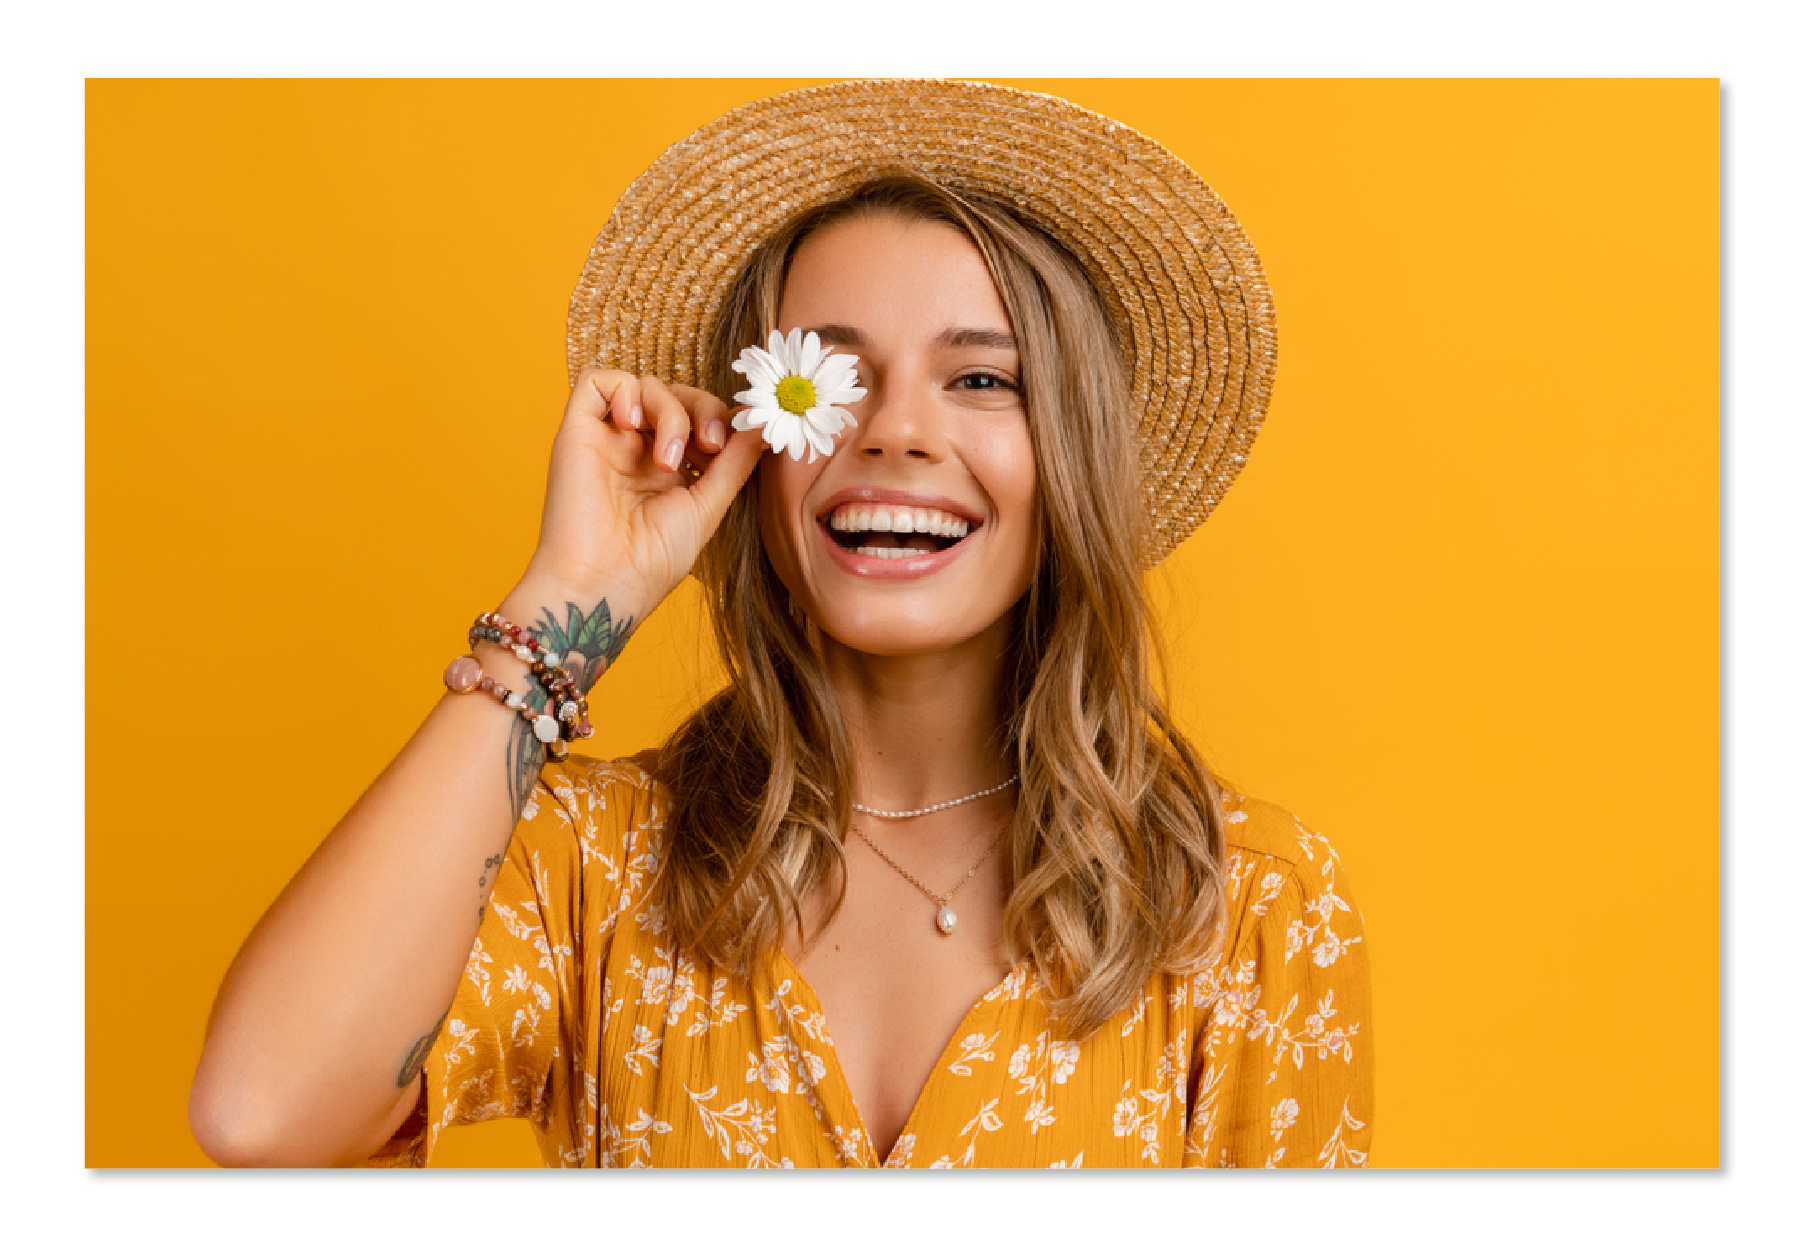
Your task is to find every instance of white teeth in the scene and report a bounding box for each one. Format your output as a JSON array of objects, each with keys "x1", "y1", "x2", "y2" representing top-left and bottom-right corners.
[
  {"x1": 826, "y1": 504, "x2": 973, "y2": 537},
  {"x1": 854, "y1": 545, "x2": 924, "y2": 560}
]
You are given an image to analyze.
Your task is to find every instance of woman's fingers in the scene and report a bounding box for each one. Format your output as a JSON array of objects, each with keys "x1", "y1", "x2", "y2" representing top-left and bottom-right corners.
[
  {"x1": 670, "y1": 384, "x2": 733, "y2": 460},
  {"x1": 639, "y1": 375, "x2": 694, "y2": 475},
  {"x1": 564, "y1": 366, "x2": 642, "y2": 435},
  {"x1": 532, "y1": 366, "x2": 765, "y2": 608},
  {"x1": 685, "y1": 422, "x2": 766, "y2": 526},
  {"x1": 563, "y1": 369, "x2": 746, "y2": 494}
]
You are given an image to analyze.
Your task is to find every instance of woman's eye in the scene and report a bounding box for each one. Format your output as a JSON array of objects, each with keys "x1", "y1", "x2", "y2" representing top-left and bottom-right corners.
[{"x1": 955, "y1": 371, "x2": 1018, "y2": 391}]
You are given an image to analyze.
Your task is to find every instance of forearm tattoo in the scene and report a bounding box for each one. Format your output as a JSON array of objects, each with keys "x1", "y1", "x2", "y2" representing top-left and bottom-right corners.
[
  {"x1": 476, "y1": 851, "x2": 503, "y2": 924},
  {"x1": 396, "y1": 1004, "x2": 452, "y2": 1088},
  {"x1": 501, "y1": 597, "x2": 634, "y2": 821}
]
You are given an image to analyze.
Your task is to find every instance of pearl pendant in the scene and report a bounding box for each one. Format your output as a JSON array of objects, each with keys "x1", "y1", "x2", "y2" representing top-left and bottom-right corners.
[{"x1": 936, "y1": 905, "x2": 958, "y2": 935}]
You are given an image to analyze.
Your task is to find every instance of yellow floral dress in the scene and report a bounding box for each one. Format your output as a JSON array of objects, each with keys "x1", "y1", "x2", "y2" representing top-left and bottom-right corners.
[{"x1": 364, "y1": 755, "x2": 1373, "y2": 1168}]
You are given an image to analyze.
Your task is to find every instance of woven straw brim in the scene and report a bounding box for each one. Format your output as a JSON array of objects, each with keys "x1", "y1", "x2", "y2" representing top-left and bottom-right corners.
[{"x1": 567, "y1": 79, "x2": 1276, "y2": 566}]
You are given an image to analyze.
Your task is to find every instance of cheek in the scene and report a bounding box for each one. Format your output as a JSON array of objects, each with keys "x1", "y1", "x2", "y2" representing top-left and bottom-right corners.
[
  {"x1": 977, "y1": 427, "x2": 1040, "y2": 541},
  {"x1": 756, "y1": 454, "x2": 820, "y2": 574}
]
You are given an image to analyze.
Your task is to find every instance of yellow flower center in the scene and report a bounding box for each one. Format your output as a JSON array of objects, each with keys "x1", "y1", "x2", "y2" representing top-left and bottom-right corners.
[{"x1": 775, "y1": 374, "x2": 816, "y2": 415}]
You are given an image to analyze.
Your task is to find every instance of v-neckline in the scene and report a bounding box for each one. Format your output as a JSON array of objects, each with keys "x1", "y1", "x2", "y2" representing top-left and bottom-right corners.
[{"x1": 770, "y1": 942, "x2": 1023, "y2": 1167}]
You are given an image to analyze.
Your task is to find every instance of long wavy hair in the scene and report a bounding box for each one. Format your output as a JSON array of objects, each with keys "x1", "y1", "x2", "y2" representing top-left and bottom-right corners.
[{"x1": 656, "y1": 174, "x2": 1229, "y2": 1043}]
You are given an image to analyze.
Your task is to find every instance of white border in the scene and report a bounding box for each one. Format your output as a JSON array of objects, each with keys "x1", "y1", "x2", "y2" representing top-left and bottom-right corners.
[{"x1": 10, "y1": 1, "x2": 1797, "y2": 1241}]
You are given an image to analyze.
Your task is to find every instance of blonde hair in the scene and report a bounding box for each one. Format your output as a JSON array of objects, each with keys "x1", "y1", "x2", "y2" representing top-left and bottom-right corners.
[{"x1": 657, "y1": 174, "x2": 1228, "y2": 1042}]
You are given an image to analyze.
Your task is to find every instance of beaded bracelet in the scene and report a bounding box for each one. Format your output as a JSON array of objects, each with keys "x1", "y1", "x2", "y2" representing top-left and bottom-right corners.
[
  {"x1": 467, "y1": 610, "x2": 594, "y2": 740},
  {"x1": 443, "y1": 656, "x2": 571, "y2": 760},
  {"x1": 441, "y1": 610, "x2": 595, "y2": 760}
]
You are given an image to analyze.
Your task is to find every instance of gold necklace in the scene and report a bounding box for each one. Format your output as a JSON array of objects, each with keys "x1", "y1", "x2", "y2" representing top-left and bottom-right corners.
[{"x1": 850, "y1": 820, "x2": 1009, "y2": 936}]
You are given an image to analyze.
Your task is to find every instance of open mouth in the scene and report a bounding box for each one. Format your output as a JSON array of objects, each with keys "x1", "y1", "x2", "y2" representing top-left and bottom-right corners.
[
  {"x1": 824, "y1": 528, "x2": 970, "y2": 558},
  {"x1": 819, "y1": 502, "x2": 981, "y2": 561}
]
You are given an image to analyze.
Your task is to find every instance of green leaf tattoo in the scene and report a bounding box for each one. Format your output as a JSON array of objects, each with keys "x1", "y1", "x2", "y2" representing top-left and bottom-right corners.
[
  {"x1": 501, "y1": 596, "x2": 635, "y2": 820},
  {"x1": 532, "y1": 599, "x2": 634, "y2": 697}
]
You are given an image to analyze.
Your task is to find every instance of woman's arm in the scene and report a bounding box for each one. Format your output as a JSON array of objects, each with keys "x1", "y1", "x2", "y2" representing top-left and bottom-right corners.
[
  {"x1": 188, "y1": 574, "x2": 642, "y2": 1168},
  {"x1": 188, "y1": 368, "x2": 762, "y2": 1167}
]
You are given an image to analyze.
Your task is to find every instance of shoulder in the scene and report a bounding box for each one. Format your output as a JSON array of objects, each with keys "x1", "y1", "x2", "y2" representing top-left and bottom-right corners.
[
  {"x1": 1218, "y1": 790, "x2": 1344, "y2": 876},
  {"x1": 519, "y1": 752, "x2": 676, "y2": 862},
  {"x1": 1213, "y1": 788, "x2": 1363, "y2": 941},
  {"x1": 533, "y1": 751, "x2": 669, "y2": 819},
  {"x1": 509, "y1": 753, "x2": 674, "y2": 929}
]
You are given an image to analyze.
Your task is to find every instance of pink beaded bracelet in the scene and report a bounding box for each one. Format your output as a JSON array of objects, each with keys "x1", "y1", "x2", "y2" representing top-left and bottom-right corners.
[
  {"x1": 467, "y1": 610, "x2": 593, "y2": 738},
  {"x1": 443, "y1": 655, "x2": 572, "y2": 761}
]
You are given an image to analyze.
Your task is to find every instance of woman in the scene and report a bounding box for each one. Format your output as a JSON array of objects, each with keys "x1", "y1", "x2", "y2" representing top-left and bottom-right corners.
[{"x1": 189, "y1": 80, "x2": 1372, "y2": 1168}]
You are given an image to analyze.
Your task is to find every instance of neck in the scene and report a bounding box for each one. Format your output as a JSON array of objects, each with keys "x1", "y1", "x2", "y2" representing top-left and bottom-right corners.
[{"x1": 819, "y1": 614, "x2": 1015, "y2": 813}]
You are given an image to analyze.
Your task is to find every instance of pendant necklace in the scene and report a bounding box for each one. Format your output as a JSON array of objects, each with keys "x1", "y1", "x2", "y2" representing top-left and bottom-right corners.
[{"x1": 850, "y1": 776, "x2": 1017, "y2": 936}]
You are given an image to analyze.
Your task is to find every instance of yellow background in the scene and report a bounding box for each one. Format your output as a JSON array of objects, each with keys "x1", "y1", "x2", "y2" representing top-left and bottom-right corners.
[{"x1": 86, "y1": 79, "x2": 1719, "y2": 1168}]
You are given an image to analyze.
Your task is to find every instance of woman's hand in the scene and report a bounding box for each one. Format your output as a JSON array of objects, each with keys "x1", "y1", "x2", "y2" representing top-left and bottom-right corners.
[{"x1": 520, "y1": 367, "x2": 765, "y2": 616}]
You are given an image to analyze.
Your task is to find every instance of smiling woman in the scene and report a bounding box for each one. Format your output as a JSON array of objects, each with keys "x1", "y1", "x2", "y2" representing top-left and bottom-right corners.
[{"x1": 188, "y1": 79, "x2": 1372, "y2": 1169}]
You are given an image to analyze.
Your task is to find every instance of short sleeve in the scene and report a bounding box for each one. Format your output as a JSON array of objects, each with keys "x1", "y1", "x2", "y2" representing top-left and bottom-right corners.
[
  {"x1": 357, "y1": 755, "x2": 626, "y2": 1167},
  {"x1": 1183, "y1": 829, "x2": 1375, "y2": 1168}
]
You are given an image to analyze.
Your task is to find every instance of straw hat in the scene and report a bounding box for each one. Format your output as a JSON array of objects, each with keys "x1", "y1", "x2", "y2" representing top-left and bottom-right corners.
[{"x1": 567, "y1": 78, "x2": 1276, "y2": 565}]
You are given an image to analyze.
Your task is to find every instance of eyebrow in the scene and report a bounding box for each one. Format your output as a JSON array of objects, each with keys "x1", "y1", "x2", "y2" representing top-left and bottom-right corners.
[{"x1": 808, "y1": 323, "x2": 1018, "y2": 353}]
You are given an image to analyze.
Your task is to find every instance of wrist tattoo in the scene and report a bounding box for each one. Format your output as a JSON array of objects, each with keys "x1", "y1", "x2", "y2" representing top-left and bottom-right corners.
[{"x1": 502, "y1": 597, "x2": 635, "y2": 820}]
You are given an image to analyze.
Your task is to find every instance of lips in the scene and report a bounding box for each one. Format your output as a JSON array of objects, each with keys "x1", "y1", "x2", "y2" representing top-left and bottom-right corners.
[{"x1": 810, "y1": 484, "x2": 986, "y2": 581}]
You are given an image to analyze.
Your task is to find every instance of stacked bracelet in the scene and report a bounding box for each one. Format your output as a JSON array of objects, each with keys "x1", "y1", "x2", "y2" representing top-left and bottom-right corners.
[
  {"x1": 466, "y1": 611, "x2": 594, "y2": 734},
  {"x1": 444, "y1": 656, "x2": 571, "y2": 760},
  {"x1": 442, "y1": 609, "x2": 595, "y2": 760}
]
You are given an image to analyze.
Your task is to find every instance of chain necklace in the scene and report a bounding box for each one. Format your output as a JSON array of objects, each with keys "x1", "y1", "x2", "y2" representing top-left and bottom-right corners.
[
  {"x1": 849, "y1": 823, "x2": 1008, "y2": 936},
  {"x1": 848, "y1": 775, "x2": 1017, "y2": 935},
  {"x1": 847, "y1": 815, "x2": 1010, "y2": 931}
]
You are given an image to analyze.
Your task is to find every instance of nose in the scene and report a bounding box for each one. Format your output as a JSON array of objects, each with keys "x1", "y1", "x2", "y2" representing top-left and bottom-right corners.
[{"x1": 847, "y1": 368, "x2": 948, "y2": 463}]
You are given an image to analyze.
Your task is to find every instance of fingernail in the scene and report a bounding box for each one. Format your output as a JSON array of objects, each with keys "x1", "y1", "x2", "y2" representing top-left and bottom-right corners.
[
  {"x1": 705, "y1": 420, "x2": 725, "y2": 448},
  {"x1": 660, "y1": 440, "x2": 683, "y2": 470},
  {"x1": 629, "y1": 402, "x2": 642, "y2": 429}
]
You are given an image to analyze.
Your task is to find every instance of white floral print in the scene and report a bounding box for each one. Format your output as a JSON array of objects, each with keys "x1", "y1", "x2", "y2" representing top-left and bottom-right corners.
[{"x1": 356, "y1": 762, "x2": 1372, "y2": 1170}]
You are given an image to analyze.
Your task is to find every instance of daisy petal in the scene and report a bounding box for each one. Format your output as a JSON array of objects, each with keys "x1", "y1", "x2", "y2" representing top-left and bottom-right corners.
[
  {"x1": 815, "y1": 353, "x2": 858, "y2": 388},
  {"x1": 798, "y1": 331, "x2": 822, "y2": 379},
  {"x1": 735, "y1": 343, "x2": 773, "y2": 376},
  {"x1": 817, "y1": 382, "x2": 866, "y2": 407},
  {"x1": 802, "y1": 420, "x2": 834, "y2": 459},
  {"x1": 732, "y1": 409, "x2": 770, "y2": 431},
  {"x1": 748, "y1": 350, "x2": 786, "y2": 390},
  {"x1": 731, "y1": 347, "x2": 771, "y2": 388}
]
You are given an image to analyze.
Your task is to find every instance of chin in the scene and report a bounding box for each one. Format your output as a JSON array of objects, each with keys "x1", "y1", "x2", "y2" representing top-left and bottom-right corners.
[{"x1": 811, "y1": 596, "x2": 1014, "y2": 659}]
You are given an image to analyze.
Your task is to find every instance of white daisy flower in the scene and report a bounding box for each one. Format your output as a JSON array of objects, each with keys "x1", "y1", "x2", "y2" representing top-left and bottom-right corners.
[{"x1": 730, "y1": 328, "x2": 867, "y2": 463}]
